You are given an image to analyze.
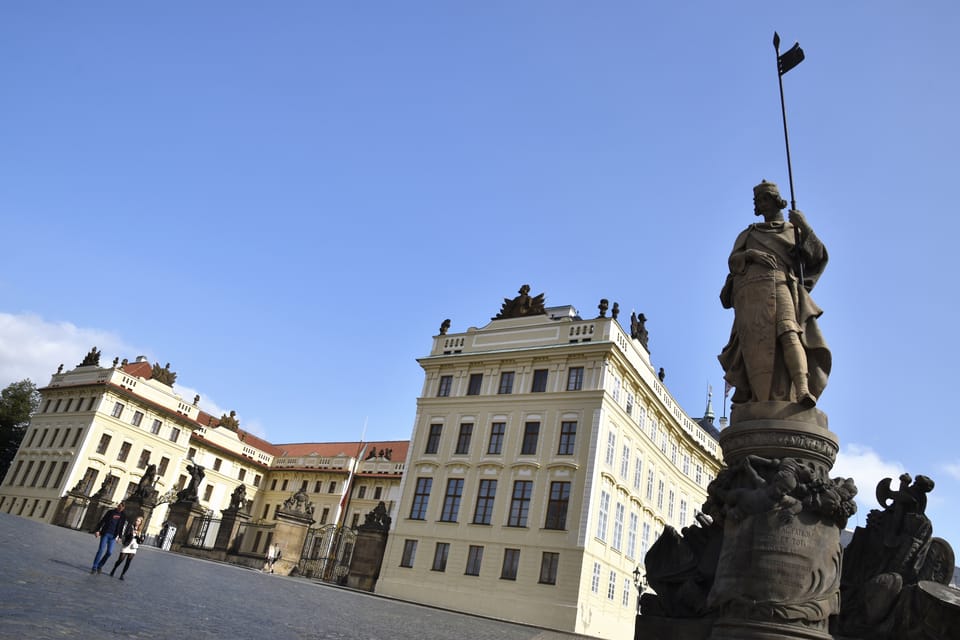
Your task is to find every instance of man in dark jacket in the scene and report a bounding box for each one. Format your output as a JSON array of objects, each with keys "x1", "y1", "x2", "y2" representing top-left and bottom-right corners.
[{"x1": 91, "y1": 501, "x2": 126, "y2": 574}]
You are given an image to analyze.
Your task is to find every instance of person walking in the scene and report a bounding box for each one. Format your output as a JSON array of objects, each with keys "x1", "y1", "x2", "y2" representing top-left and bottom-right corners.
[
  {"x1": 109, "y1": 515, "x2": 144, "y2": 580},
  {"x1": 91, "y1": 501, "x2": 126, "y2": 574}
]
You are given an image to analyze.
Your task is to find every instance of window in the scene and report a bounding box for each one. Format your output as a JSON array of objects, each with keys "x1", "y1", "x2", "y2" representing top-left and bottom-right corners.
[
  {"x1": 646, "y1": 469, "x2": 655, "y2": 500},
  {"x1": 431, "y1": 542, "x2": 450, "y2": 571},
  {"x1": 328, "y1": 481, "x2": 337, "y2": 493},
  {"x1": 238, "y1": 468, "x2": 246, "y2": 482},
  {"x1": 497, "y1": 372, "x2": 514, "y2": 394},
  {"x1": 59, "y1": 429, "x2": 70, "y2": 447},
  {"x1": 558, "y1": 421, "x2": 576, "y2": 455},
  {"x1": 17, "y1": 461, "x2": 34, "y2": 486},
  {"x1": 137, "y1": 449, "x2": 151, "y2": 469},
  {"x1": 253, "y1": 474, "x2": 261, "y2": 488},
  {"x1": 53, "y1": 461, "x2": 69, "y2": 489},
  {"x1": 79, "y1": 467, "x2": 98, "y2": 494},
  {"x1": 531, "y1": 369, "x2": 548, "y2": 392},
  {"x1": 410, "y1": 478, "x2": 432, "y2": 520},
  {"x1": 605, "y1": 431, "x2": 616, "y2": 465},
  {"x1": 679, "y1": 498, "x2": 688, "y2": 526},
  {"x1": 608, "y1": 570, "x2": 617, "y2": 601},
  {"x1": 71, "y1": 429, "x2": 83, "y2": 447},
  {"x1": 591, "y1": 562, "x2": 601, "y2": 593},
  {"x1": 131, "y1": 411, "x2": 144, "y2": 427},
  {"x1": 30, "y1": 462, "x2": 46, "y2": 487},
  {"x1": 213, "y1": 458, "x2": 222, "y2": 472},
  {"x1": 465, "y1": 545, "x2": 483, "y2": 576},
  {"x1": 53, "y1": 399, "x2": 62, "y2": 412},
  {"x1": 508, "y1": 480, "x2": 533, "y2": 527},
  {"x1": 169, "y1": 428, "x2": 181, "y2": 443},
  {"x1": 158, "y1": 457, "x2": 170, "y2": 476},
  {"x1": 357, "y1": 486, "x2": 366, "y2": 499},
  {"x1": 400, "y1": 540, "x2": 417, "y2": 567},
  {"x1": 695, "y1": 463, "x2": 704, "y2": 486},
  {"x1": 487, "y1": 422, "x2": 505, "y2": 454},
  {"x1": 87, "y1": 397, "x2": 97, "y2": 411},
  {"x1": 545, "y1": 481, "x2": 570, "y2": 530},
  {"x1": 520, "y1": 422, "x2": 539, "y2": 455},
  {"x1": 612, "y1": 502, "x2": 625, "y2": 551},
  {"x1": 320, "y1": 507, "x2": 329, "y2": 524},
  {"x1": 597, "y1": 491, "x2": 610, "y2": 541},
  {"x1": 425, "y1": 424, "x2": 442, "y2": 454},
  {"x1": 501, "y1": 548, "x2": 520, "y2": 580},
  {"x1": 47, "y1": 429, "x2": 59, "y2": 447},
  {"x1": 96, "y1": 434, "x2": 112, "y2": 455},
  {"x1": 621, "y1": 444, "x2": 630, "y2": 478},
  {"x1": 150, "y1": 419, "x2": 162, "y2": 435},
  {"x1": 668, "y1": 489, "x2": 676, "y2": 521},
  {"x1": 612, "y1": 376, "x2": 621, "y2": 402},
  {"x1": 626, "y1": 393, "x2": 634, "y2": 415},
  {"x1": 566, "y1": 366, "x2": 584, "y2": 391},
  {"x1": 351, "y1": 513, "x2": 360, "y2": 528},
  {"x1": 466, "y1": 373, "x2": 483, "y2": 395},
  {"x1": 270, "y1": 479, "x2": 278, "y2": 491},
  {"x1": 627, "y1": 511, "x2": 639, "y2": 559},
  {"x1": 117, "y1": 442, "x2": 132, "y2": 462},
  {"x1": 641, "y1": 522, "x2": 652, "y2": 558},
  {"x1": 670, "y1": 440, "x2": 678, "y2": 465},
  {"x1": 623, "y1": 577, "x2": 633, "y2": 607},
  {"x1": 374, "y1": 486, "x2": 382, "y2": 499},
  {"x1": 539, "y1": 552, "x2": 559, "y2": 585},
  {"x1": 111, "y1": 402, "x2": 124, "y2": 418},
  {"x1": 65, "y1": 399, "x2": 74, "y2": 412},
  {"x1": 473, "y1": 479, "x2": 497, "y2": 525},
  {"x1": 437, "y1": 375, "x2": 453, "y2": 397},
  {"x1": 203, "y1": 485, "x2": 214, "y2": 501},
  {"x1": 42, "y1": 400, "x2": 51, "y2": 413},
  {"x1": 188, "y1": 447, "x2": 197, "y2": 460},
  {"x1": 440, "y1": 478, "x2": 464, "y2": 522},
  {"x1": 657, "y1": 480, "x2": 665, "y2": 510},
  {"x1": 41, "y1": 463, "x2": 57, "y2": 488},
  {"x1": 282, "y1": 479, "x2": 289, "y2": 491},
  {"x1": 455, "y1": 423, "x2": 473, "y2": 455},
  {"x1": 683, "y1": 454, "x2": 691, "y2": 476},
  {"x1": 633, "y1": 455, "x2": 644, "y2": 491}
]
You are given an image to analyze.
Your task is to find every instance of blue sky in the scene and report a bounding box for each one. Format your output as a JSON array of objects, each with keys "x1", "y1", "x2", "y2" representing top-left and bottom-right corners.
[{"x1": 2, "y1": 3, "x2": 959, "y2": 548}]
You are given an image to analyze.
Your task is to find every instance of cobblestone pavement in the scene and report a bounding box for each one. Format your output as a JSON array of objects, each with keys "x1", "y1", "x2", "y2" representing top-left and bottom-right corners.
[{"x1": 0, "y1": 512, "x2": 586, "y2": 640}]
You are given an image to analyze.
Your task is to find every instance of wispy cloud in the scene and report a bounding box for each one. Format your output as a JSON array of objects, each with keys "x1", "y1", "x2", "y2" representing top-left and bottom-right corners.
[{"x1": 0, "y1": 312, "x2": 136, "y2": 387}]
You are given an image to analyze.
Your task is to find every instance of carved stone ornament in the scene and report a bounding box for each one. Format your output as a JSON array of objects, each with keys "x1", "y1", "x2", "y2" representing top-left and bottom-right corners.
[
  {"x1": 176, "y1": 463, "x2": 205, "y2": 503},
  {"x1": 218, "y1": 410, "x2": 240, "y2": 431},
  {"x1": 79, "y1": 346, "x2": 101, "y2": 367},
  {"x1": 279, "y1": 487, "x2": 314, "y2": 517},
  {"x1": 228, "y1": 483, "x2": 248, "y2": 511},
  {"x1": 493, "y1": 284, "x2": 546, "y2": 319},
  {"x1": 151, "y1": 362, "x2": 177, "y2": 386},
  {"x1": 359, "y1": 501, "x2": 392, "y2": 532}
]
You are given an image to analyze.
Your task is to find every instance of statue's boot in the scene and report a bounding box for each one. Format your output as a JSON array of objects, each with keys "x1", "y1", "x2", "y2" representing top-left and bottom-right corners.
[
  {"x1": 792, "y1": 373, "x2": 817, "y2": 408},
  {"x1": 782, "y1": 332, "x2": 817, "y2": 407}
]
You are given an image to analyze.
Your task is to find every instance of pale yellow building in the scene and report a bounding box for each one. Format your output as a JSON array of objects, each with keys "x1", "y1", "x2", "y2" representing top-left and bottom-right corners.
[{"x1": 376, "y1": 297, "x2": 723, "y2": 640}]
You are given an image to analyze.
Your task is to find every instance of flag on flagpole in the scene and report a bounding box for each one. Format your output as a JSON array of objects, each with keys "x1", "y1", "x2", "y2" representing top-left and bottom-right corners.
[{"x1": 778, "y1": 42, "x2": 805, "y2": 76}]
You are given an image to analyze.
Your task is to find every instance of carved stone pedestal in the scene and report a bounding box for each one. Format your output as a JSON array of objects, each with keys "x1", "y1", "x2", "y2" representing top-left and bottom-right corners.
[
  {"x1": 53, "y1": 491, "x2": 90, "y2": 529},
  {"x1": 271, "y1": 509, "x2": 314, "y2": 575},
  {"x1": 80, "y1": 497, "x2": 117, "y2": 533},
  {"x1": 706, "y1": 402, "x2": 846, "y2": 640},
  {"x1": 123, "y1": 495, "x2": 158, "y2": 531},
  {"x1": 166, "y1": 500, "x2": 207, "y2": 549},
  {"x1": 347, "y1": 529, "x2": 388, "y2": 591},
  {"x1": 216, "y1": 507, "x2": 251, "y2": 552}
]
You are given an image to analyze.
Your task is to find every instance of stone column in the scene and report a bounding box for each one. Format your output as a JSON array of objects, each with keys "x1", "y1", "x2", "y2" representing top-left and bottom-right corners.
[
  {"x1": 166, "y1": 500, "x2": 208, "y2": 550},
  {"x1": 346, "y1": 529, "x2": 388, "y2": 591},
  {"x1": 80, "y1": 496, "x2": 116, "y2": 533},
  {"x1": 53, "y1": 491, "x2": 90, "y2": 529},
  {"x1": 706, "y1": 402, "x2": 853, "y2": 640},
  {"x1": 216, "y1": 507, "x2": 252, "y2": 552},
  {"x1": 271, "y1": 509, "x2": 314, "y2": 575}
]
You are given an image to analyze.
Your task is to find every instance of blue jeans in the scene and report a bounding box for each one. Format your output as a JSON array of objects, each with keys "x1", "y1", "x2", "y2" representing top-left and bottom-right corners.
[{"x1": 92, "y1": 534, "x2": 116, "y2": 570}]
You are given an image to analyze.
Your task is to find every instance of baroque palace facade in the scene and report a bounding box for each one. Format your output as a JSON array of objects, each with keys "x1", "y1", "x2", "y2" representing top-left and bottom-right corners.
[
  {"x1": 0, "y1": 351, "x2": 407, "y2": 539},
  {"x1": 375, "y1": 289, "x2": 723, "y2": 640}
]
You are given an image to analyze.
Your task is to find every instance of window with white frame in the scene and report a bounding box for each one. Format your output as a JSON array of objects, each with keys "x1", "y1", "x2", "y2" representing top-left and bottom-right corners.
[
  {"x1": 612, "y1": 502, "x2": 625, "y2": 551},
  {"x1": 633, "y1": 454, "x2": 644, "y2": 491},
  {"x1": 608, "y1": 570, "x2": 617, "y2": 600},
  {"x1": 641, "y1": 522, "x2": 652, "y2": 558},
  {"x1": 591, "y1": 562, "x2": 601, "y2": 593},
  {"x1": 620, "y1": 444, "x2": 630, "y2": 478},
  {"x1": 597, "y1": 491, "x2": 610, "y2": 541},
  {"x1": 605, "y1": 431, "x2": 616, "y2": 466},
  {"x1": 622, "y1": 577, "x2": 632, "y2": 607},
  {"x1": 627, "y1": 511, "x2": 638, "y2": 559}
]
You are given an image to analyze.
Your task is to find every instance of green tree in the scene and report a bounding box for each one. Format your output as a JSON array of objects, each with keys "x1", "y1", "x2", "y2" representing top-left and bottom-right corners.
[{"x1": 0, "y1": 379, "x2": 41, "y2": 480}]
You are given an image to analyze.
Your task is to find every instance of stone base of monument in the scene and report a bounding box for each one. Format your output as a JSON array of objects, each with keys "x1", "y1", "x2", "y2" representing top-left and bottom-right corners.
[
  {"x1": 634, "y1": 615, "x2": 714, "y2": 640},
  {"x1": 705, "y1": 402, "x2": 843, "y2": 640},
  {"x1": 166, "y1": 500, "x2": 207, "y2": 549}
]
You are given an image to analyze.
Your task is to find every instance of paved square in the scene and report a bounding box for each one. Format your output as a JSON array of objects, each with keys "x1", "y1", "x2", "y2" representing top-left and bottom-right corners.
[{"x1": 0, "y1": 512, "x2": 584, "y2": 639}]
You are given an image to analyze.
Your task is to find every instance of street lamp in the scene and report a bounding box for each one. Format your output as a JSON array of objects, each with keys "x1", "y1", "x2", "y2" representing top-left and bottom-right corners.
[{"x1": 632, "y1": 565, "x2": 647, "y2": 614}]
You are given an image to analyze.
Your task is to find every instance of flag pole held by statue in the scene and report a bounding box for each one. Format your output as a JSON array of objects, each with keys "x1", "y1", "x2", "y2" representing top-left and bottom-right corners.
[{"x1": 774, "y1": 31, "x2": 805, "y2": 283}]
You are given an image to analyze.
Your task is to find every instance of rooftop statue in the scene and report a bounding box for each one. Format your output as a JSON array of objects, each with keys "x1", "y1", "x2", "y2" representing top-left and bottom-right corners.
[
  {"x1": 78, "y1": 346, "x2": 101, "y2": 367},
  {"x1": 151, "y1": 362, "x2": 177, "y2": 387},
  {"x1": 718, "y1": 180, "x2": 831, "y2": 407},
  {"x1": 494, "y1": 284, "x2": 546, "y2": 319}
]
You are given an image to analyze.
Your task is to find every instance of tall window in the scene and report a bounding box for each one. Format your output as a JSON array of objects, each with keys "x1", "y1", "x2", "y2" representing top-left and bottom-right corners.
[
  {"x1": 410, "y1": 478, "x2": 432, "y2": 520},
  {"x1": 695, "y1": 463, "x2": 704, "y2": 486},
  {"x1": 508, "y1": 480, "x2": 533, "y2": 527},
  {"x1": 431, "y1": 542, "x2": 450, "y2": 571},
  {"x1": 626, "y1": 393, "x2": 634, "y2": 415},
  {"x1": 213, "y1": 458, "x2": 222, "y2": 471},
  {"x1": 566, "y1": 366, "x2": 584, "y2": 391},
  {"x1": 465, "y1": 545, "x2": 484, "y2": 576},
  {"x1": 158, "y1": 456, "x2": 170, "y2": 476},
  {"x1": 96, "y1": 434, "x2": 112, "y2": 455},
  {"x1": 646, "y1": 468, "x2": 655, "y2": 500},
  {"x1": 131, "y1": 411, "x2": 144, "y2": 427},
  {"x1": 169, "y1": 428, "x2": 181, "y2": 443},
  {"x1": 605, "y1": 431, "x2": 616, "y2": 465},
  {"x1": 545, "y1": 481, "x2": 570, "y2": 530},
  {"x1": 531, "y1": 369, "x2": 548, "y2": 392},
  {"x1": 608, "y1": 570, "x2": 617, "y2": 601},
  {"x1": 440, "y1": 478, "x2": 464, "y2": 522},
  {"x1": 679, "y1": 498, "x2": 688, "y2": 526},
  {"x1": 627, "y1": 511, "x2": 639, "y2": 559},
  {"x1": 633, "y1": 455, "x2": 644, "y2": 491},
  {"x1": 455, "y1": 423, "x2": 473, "y2": 455},
  {"x1": 620, "y1": 444, "x2": 630, "y2": 478},
  {"x1": 111, "y1": 402, "x2": 124, "y2": 418},
  {"x1": 683, "y1": 454, "x2": 691, "y2": 476},
  {"x1": 657, "y1": 480, "x2": 665, "y2": 510},
  {"x1": 623, "y1": 578, "x2": 633, "y2": 607},
  {"x1": 667, "y1": 489, "x2": 676, "y2": 521},
  {"x1": 425, "y1": 424, "x2": 442, "y2": 454},
  {"x1": 487, "y1": 422, "x2": 505, "y2": 454},
  {"x1": 497, "y1": 371, "x2": 514, "y2": 394},
  {"x1": 597, "y1": 490, "x2": 610, "y2": 541},
  {"x1": 641, "y1": 522, "x2": 652, "y2": 558},
  {"x1": 591, "y1": 562, "x2": 601, "y2": 593},
  {"x1": 136, "y1": 449, "x2": 150, "y2": 469},
  {"x1": 400, "y1": 540, "x2": 417, "y2": 567},
  {"x1": 466, "y1": 373, "x2": 483, "y2": 395},
  {"x1": 612, "y1": 502, "x2": 625, "y2": 551},
  {"x1": 558, "y1": 421, "x2": 576, "y2": 455},
  {"x1": 539, "y1": 552, "x2": 559, "y2": 585},
  {"x1": 473, "y1": 479, "x2": 497, "y2": 525},
  {"x1": 520, "y1": 422, "x2": 539, "y2": 455},
  {"x1": 437, "y1": 375, "x2": 453, "y2": 397},
  {"x1": 203, "y1": 485, "x2": 214, "y2": 501},
  {"x1": 501, "y1": 548, "x2": 520, "y2": 580},
  {"x1": 150, "y1": 419, "x2": 162, "y2": 435},
  {"x1": 117, "y1": 442, "x2": 131, "y2": 462}
]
